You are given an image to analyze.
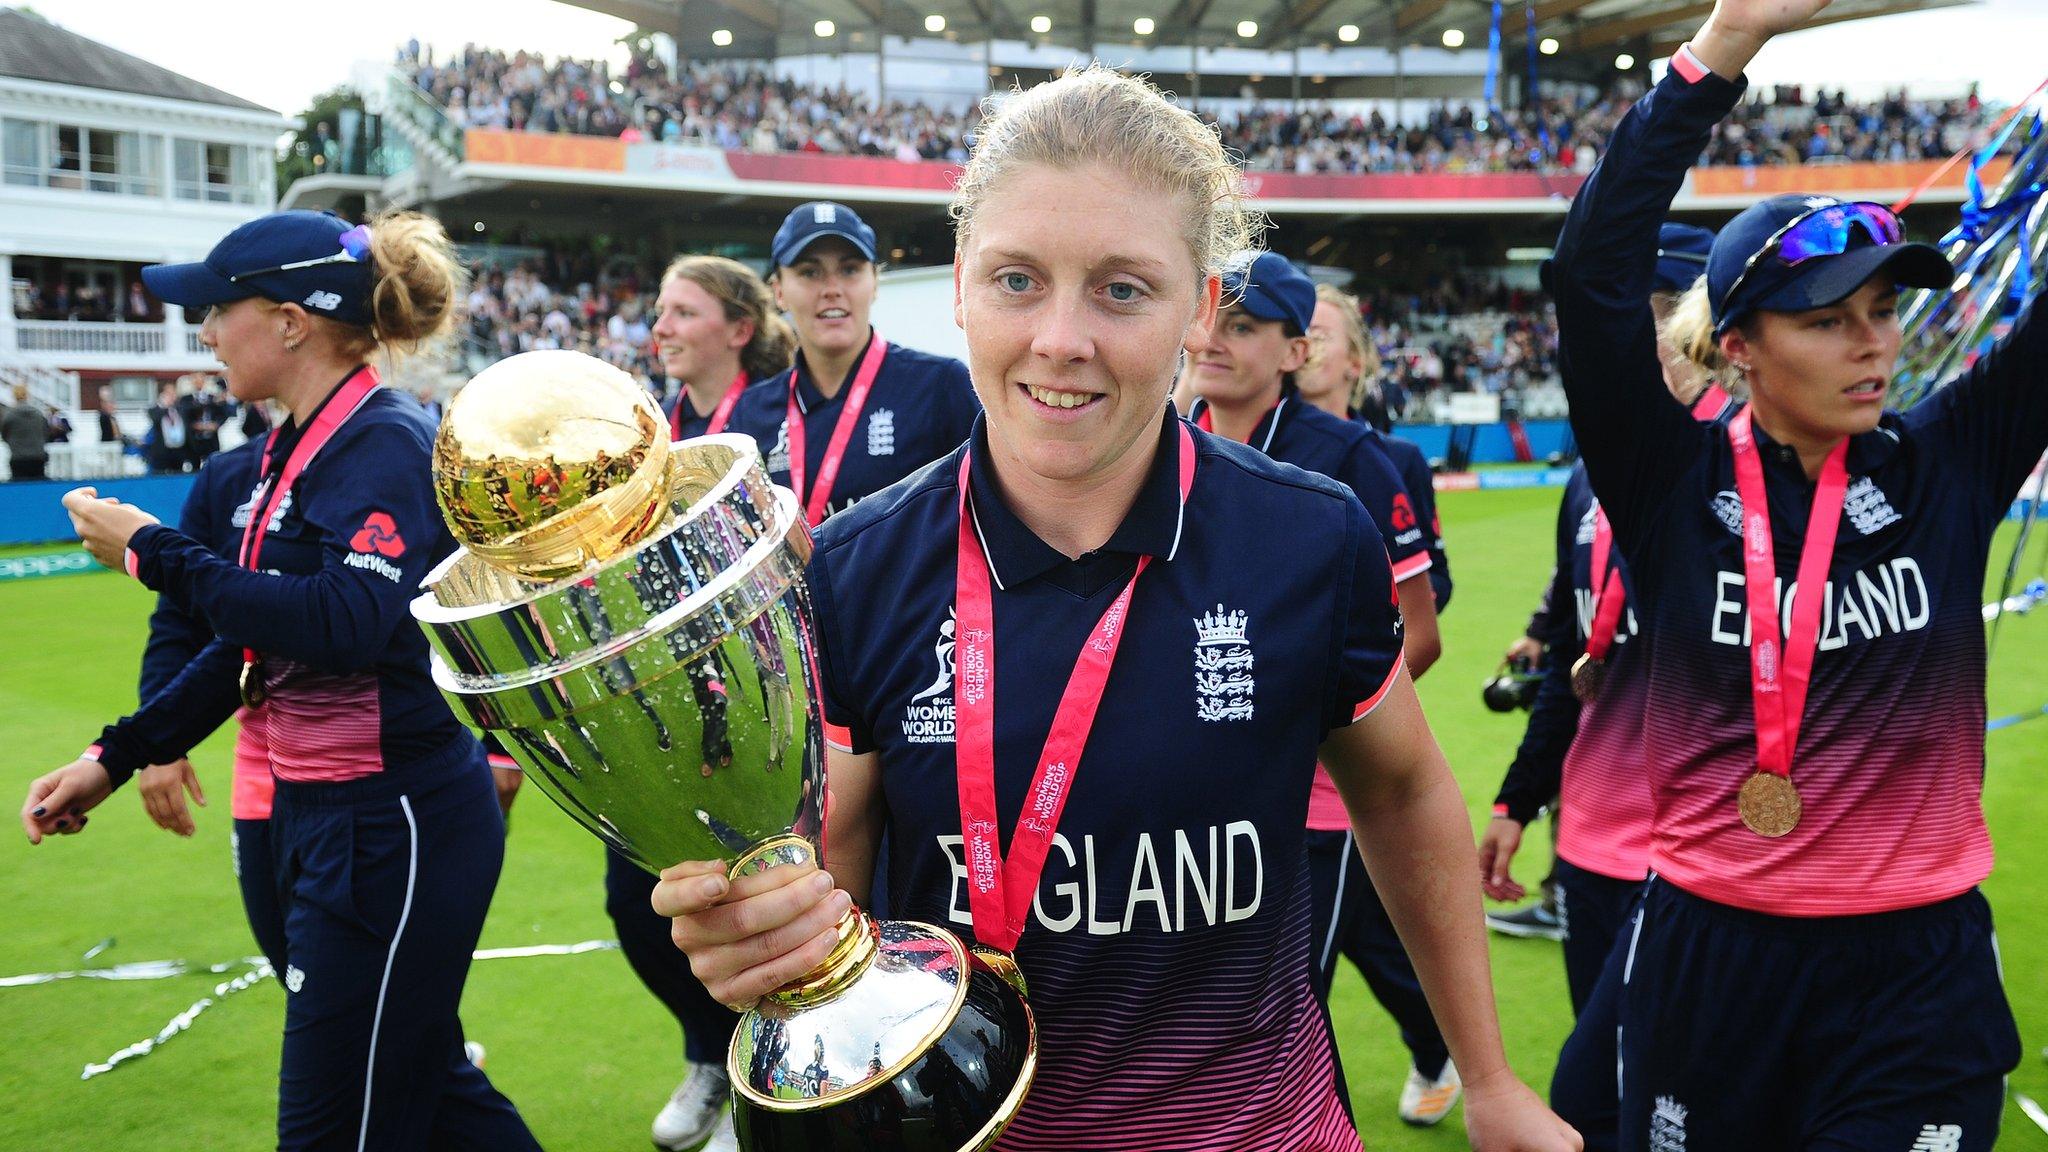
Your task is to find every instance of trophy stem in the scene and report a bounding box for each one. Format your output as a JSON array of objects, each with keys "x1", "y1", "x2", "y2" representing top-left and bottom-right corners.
[
  {"x1": 727, "y1": 833, "x2": 883, "y2": 1009},
  {"x1": 771, "y1": 906, "x2": 881, "y2": 1009}
]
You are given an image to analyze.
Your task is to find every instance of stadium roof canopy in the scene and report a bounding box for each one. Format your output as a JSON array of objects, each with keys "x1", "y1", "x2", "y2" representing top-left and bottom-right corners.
[
  {"x1": 568, "y1": 0, "x2": 1965, "y2": 70},
  {"x1": 0, "y1": 8, "x2": 274, "y2": 113}
]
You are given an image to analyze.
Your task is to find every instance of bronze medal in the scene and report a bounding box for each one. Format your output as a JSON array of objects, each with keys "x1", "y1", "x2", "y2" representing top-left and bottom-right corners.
[
  {"x1": 1737, "y1": 772, "x2": 1801, "y2": 838},
  {"x1": 239, "y1": 657, "x2": 268, "y2": 709},
  {"x1": 1570, "y1": 653, "x2": 1606, "y2": 703}
]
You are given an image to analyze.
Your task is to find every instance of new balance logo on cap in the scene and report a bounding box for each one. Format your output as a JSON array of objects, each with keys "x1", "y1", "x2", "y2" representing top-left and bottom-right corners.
[
  {"x1": 303, "y1": 290, "x2": 344, "y2": 311},
  {"x1": 1910, "y1": 1125, "x2": 1962, "y2": 1152}
]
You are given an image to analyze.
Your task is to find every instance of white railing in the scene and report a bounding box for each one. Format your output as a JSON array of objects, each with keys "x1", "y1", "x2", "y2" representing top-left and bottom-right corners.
[
  {"x1": 186, "y1": 330, "x2": 209, "y2": 355},
  {"x1": 14, "y1": 320, "x2": 166, "y2": 356},
  {"x1": 0, "y1": 358, "x2": 81, "y2": 411}
]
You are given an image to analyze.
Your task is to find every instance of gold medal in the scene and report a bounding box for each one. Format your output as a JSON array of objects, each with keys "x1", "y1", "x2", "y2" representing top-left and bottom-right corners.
[
  {"x1": 1570, "y1": 653, "x2": 1606, "y2": 702},
  {"x1": 1737, "y1": 772, "x2": 1801, "y2": 838},
  {"x1": 239, "y1": 657, "x2": 268, "y2": 709}
]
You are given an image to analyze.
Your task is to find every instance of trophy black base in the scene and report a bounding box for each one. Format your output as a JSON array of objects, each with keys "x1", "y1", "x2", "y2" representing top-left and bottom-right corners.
[{"x1": 730, "y1": 921, "x2": 1036, "y2": 1152}]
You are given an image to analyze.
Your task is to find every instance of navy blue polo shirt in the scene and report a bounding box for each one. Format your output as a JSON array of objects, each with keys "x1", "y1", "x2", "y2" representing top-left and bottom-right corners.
[
  {"x1": 806, "y1": 410, "x2": 1402, "y2": 1149},
  {"x1": 1369, "y1": 426, "x2": 1454, "y2": 609},
  {"x1": 1551, "y1": 58, "x2": 2048, "y2": 915},
  {"x1": 1193, "y1": 387, "x2": 1432, "y2": 586},
  {"x1": 724, "y1": 330, "x2": 980, "y2": 519},
  {"x1": 93, "y1": 378, "x2": 473, "y2": 789},
  {"x1": 139, "y1": 439, "x2": 263, "y2": 701}
]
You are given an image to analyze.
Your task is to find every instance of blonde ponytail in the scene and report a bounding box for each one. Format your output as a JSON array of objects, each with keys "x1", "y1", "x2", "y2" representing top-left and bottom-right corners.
[{"x1": 347, "y1": 210, "x2": 466, "y2": 360}]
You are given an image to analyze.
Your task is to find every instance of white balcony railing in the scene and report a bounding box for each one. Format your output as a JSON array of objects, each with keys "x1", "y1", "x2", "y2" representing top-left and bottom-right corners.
[
  {"x1": 15, "y1": 319, "x2": 165, "y2": 356},
  {"x1": 186, "y1": 329, "x2": 209, "y2": 355}
]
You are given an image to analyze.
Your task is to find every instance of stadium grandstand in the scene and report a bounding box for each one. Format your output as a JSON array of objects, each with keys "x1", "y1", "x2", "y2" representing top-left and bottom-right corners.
[{"x1": 0, "y1": 0, "x2": 2004, "y2": 486}]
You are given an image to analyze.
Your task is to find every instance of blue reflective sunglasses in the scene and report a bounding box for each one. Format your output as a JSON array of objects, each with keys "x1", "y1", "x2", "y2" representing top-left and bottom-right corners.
[{"x1": 1718, "y1": 202, "x2": 1906, "y2": 316}]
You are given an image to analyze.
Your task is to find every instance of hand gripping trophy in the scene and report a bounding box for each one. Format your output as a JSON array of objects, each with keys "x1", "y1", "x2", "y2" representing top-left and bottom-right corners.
[{"x1": 410, "y1": 350, "x2": 1035, "y2": 1151}]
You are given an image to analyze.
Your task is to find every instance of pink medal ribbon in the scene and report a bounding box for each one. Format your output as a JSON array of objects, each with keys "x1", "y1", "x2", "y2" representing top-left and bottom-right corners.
[
  {"x1": 1582, "y1": 507, "x2": 1627, "y2": 661},
  {"x1": 952, "y1": 424, "x2": 1197, "y2": 952},
  {"x1": 673, "y1": 370, "x2": 747, "y2": 441},
  {"x1": 1727, "y1": 406, "x2": 1850, "y2": 834},
  {"x1": 236, "y1": 366, "x2": 382, "y2": 704},
  {"x1": 787, "y1": 337, "x2": 888, "y2": 526}
]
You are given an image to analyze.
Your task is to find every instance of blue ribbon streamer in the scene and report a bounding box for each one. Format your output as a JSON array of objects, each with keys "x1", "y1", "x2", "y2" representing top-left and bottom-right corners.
[{"x1": 1483, "y1": 0, "x2": 1504, "y2": 112}]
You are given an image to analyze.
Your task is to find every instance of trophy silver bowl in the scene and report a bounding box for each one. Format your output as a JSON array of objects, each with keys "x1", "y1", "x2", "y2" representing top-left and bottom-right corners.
[{"x1": 409, "y1": 352, "x2": 1035, "y2": 1151}]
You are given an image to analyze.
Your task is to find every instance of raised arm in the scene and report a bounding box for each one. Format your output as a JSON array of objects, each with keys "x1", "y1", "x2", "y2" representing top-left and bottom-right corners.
[
  {"x1": 1909, "y1": 290, "x2": 2048, "y2": 523},
  {"x1": 1549, "y1": 29, "x2": 1753, "y2": 543}
]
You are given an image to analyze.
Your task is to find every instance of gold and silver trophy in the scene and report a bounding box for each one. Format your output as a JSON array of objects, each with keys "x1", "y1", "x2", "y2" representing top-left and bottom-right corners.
[{"x1": 410, "y1": 351, "x2": 1035, "y2": 1151}]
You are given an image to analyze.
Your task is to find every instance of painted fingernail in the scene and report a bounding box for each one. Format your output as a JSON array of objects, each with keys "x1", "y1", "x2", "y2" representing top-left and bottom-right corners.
[
  {"x1": 53, "y1": 818, "x2": 69, "y2": 829},
  {"x1": 30, "y1": 807, "x2": 44, "y2": 818}
]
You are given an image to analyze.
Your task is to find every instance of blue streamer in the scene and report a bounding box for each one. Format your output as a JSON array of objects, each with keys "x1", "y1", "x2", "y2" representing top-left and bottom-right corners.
[
  {"x1": 1526, "y1": 2, "x2": 1549, "y2": 161},
  {"x1": 1483, "y1": 0, "x2": 1504, "y2": 112},
  {"x1": 1525, "y1": 3, "x2": 1539, "y2": 107},
  {"x1": 1986, "y1": 701, "x2": 2048, "y2": 732}
]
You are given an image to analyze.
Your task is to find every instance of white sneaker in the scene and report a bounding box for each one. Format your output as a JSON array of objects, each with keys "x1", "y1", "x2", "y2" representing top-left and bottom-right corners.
[
  {"x1": 1397, "y1": 1060, "x2": 1461, "y2": 1127},
  {"x1": 463, "y1": 1041, "x2": 487, "y2": 1069},
  {"x1": 652, "y1": 1061, "x2": 730, "y2": 1151},
  {"x1": 701, "y1": 1110, "x2": 740, "y2": 1152}
]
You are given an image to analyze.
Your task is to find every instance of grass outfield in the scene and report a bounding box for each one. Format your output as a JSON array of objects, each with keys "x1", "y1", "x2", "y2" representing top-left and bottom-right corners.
[{"x1": 1, "y1": 485, "x2": 2042, "y2": 1149}]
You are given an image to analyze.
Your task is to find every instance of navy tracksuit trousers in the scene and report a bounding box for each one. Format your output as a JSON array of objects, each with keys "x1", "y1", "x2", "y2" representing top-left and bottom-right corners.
[
  {"x1": 1547, "y1": 859, "x2": 1644, "y2": 1152},
  {"x1": 269, "y1": 742, "x2": 539, "y2": 1151},
  {"x1": 1304, "y1": 828, "x2": 1450, "y2": 1081},
  {"x1": 1613, "y1": 879, "x2": 2019, "y2": 1152}
]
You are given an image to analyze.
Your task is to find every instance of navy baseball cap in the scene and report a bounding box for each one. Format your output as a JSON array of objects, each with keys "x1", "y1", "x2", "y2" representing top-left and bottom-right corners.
[
  {"x1": 1653, "y1": 223, "x2": 1716, "y2": 295},
  {"x1": 772, "y1": 201, "x2": 878, "y2": 268},
  {"x1": 1708, "y1": 194, "x2": 1951, "y2": 334},
  {"x1": 1220, "y1": 251, "x2": 1316, "y2": 335},
  {"x1": 142, "y1": 210, "x2": 375, "y2": 327}
]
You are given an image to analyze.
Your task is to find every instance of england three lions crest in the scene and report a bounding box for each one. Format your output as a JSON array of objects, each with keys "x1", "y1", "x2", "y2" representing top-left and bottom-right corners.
[{"x1": 1194, "y1": 604, "x2": 1254, "y2": 722}]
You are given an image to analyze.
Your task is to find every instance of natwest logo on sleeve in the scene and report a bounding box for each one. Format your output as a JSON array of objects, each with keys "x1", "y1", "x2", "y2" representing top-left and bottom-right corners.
[
  {"x1": 349, "y1": 512, "x2": 406, "y2": 558},
  {"x1": 344, "y1": 511, "x2": 406, "y2": 582},
  {"x1": 1389, "y1": 492, "x2": 1418, "y2": 534}
]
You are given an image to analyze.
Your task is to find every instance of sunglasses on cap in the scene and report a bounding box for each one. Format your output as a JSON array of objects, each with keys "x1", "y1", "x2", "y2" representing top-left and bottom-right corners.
[
  {"x1": 227, "y1": 224, "x2": 373, "y2": 284},
  {"x1": 1718, "y1": 201, "x2": 1905, "y2": 317}
]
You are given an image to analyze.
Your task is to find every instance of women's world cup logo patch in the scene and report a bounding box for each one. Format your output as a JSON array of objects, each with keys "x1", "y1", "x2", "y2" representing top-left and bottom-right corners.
[
  {"x1": 903, "y1": 609, "x2": 957, "y2": 744},
  {"x1": 1194, "y1": 605, "x2": 1254, "y2": 722}
]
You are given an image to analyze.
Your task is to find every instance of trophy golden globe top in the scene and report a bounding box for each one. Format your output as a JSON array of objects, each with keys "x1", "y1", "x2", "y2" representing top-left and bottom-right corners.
[
  {"x1": 411, "y1": 350, "x2": 1035, "y2": 1152},
  {"x1": 431, "y1": 349, "x2": 674, "y2": 580}
]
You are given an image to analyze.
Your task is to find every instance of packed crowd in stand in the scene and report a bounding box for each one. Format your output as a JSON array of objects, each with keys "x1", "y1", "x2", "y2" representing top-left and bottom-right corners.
[
  {"x1": 398, "y1": 40, "x2": 1996, "y2": 175},
  {"x1": 450, "y1": 250, "x2": 1558, "y2": 421},
  {"x1": 460, "y1": 258, "x2": 666, "y2": 384},
  {"x1": 400, "y1": 42, "x2": 978, "y2": 162}
]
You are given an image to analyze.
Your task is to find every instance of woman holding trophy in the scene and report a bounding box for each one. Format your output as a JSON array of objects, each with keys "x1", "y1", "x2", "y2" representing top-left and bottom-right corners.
[
  {"x1": 20, "y1": 210, "x2": 541, "y2": 1152},
  {"x1": 655, "y1": 67, "x2": 1578, "y2": 1151},
  {"x1": 1547, "y1": 0, "x2": 2041, "y2": 1145}
]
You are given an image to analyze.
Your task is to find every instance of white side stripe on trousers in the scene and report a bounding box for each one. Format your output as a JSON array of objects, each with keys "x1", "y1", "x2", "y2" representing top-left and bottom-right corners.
[
  {"x1": 358, "y1": 796, "x2": 419, "y2": 1152},
  {"x1": 1319, "y1": 833, "x2": 1353, "y2": 975}
]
